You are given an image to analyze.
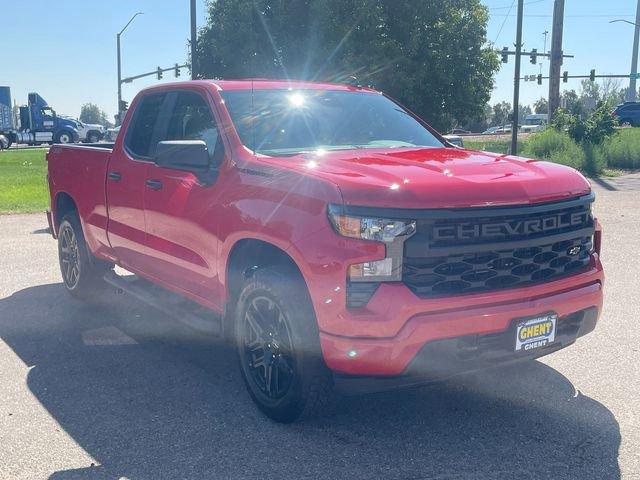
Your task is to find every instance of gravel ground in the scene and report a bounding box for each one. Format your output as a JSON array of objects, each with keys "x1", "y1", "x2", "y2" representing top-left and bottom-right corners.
[{"x1": 0, "y1": 175, "x2": 639, "y2": 479}]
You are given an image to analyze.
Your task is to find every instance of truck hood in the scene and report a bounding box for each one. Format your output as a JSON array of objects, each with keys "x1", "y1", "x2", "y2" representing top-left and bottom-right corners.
[{"x1": 277, "y1": 147, "x2": 591, "y2": 209}]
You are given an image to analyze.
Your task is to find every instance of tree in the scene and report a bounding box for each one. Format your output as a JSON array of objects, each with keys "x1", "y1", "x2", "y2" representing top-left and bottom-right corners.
[
  {"x1": 491, "y1": 101, "x2": 511, "y2": 126},
  {"x1": 560, "y1": 89, "x2": 583, "y2": 117},
  {"x1": 579, "y1": 80, "x2": 600, "y2": 113},
  {"x1": 533, "y1": 97, "x2": 548, "y2": 114},
  {"x1": 195, "y1": 0, "x2": 500, "y2": 131},
  {"x1": 518, "y1": 104, "x2": 532, "y2": 122},
  {"x1": 79, "y1": 103, "x2": 112, "y2": 127}
]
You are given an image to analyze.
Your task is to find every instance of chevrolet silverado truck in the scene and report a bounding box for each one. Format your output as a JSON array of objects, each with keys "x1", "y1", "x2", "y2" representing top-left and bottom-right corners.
[{"x1": 46, "y1": 80, "x2": 604, "y2": 422}]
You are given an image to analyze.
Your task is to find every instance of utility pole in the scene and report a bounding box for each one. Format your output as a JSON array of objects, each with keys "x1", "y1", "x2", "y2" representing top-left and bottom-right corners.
[
  {"x1": 629, "y1": 0, "x2": 640, "y2": 101},
  {"x1": 510, "y1": 0, "x2": 524, "y2": 156},
  {"x1": 548, "y1": 0, "x2": 565, "y2": 120},
  {"x1": 190, "y1": 0, "x2": 197, "y2": 80}
]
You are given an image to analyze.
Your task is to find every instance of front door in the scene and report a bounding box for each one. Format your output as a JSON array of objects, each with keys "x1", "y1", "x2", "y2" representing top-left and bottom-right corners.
[
  {"x1": 143, "y1": 88, "x2": 225, "y2": 303},
  {"x1": 106, "y1": 91, "x2": 166, "y2": 272}
]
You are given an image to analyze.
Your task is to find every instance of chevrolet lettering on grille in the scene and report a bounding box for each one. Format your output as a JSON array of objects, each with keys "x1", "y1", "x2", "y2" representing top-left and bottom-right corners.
[{"x1": 432, "y1": 211, "x2": 590, "y2": 242}]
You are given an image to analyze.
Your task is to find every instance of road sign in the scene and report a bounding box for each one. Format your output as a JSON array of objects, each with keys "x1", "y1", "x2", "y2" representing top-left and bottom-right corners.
[{"x1": 631, "y1": 73, "x2": 640, "y2": 79}]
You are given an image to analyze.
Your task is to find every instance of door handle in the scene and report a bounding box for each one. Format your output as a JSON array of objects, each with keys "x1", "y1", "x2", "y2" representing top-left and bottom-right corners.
[
  {"x1": 108, "y1": 171, "x2": 121, "y2": 181},
  {"x1": 145, "y1": 179, "x2": 163, "y2": 190}
]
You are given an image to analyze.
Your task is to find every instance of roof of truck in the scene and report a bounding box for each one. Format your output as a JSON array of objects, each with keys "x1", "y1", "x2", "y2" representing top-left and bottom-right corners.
[
  {"x1": 138, "y1": 79, "x2": 380, "y2": 95},
  {"x1": 209, "y1": 78, "x2": 378, "y2": 93}
]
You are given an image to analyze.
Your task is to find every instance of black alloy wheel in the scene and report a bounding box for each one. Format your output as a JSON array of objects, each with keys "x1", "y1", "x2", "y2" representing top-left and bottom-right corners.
[
  {"x1": 235, "y1": 265, "x2": 334, "y2": 422},
  {"x1": 59, "y1": 222, "x2": 81, "y2": 289},
  {"x1": 57, "y1": 214, "x2": 111, "y2": 300},
  {"x1": 242, "y1": 295, "x2": 296, "y2": 399}
]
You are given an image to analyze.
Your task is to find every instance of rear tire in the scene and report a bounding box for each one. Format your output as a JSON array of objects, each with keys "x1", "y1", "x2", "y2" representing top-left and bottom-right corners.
[
  {"x1": 88, "y1": 132, "x2": 100, "y2": 143},
  {"x1": 57, "y1": 214, "x2": 111, "y2": 300},
  {"x1": 235, "y1": 265, "x2": 334, "y2": 423}
]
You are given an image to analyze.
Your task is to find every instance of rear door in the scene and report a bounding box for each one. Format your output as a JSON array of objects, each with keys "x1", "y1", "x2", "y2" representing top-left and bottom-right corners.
[
  {"x1": 106, "y1": 91, "x2": 166, "y2": 272},
  {"x1": 142, "y1": 88, "x2": 226, "y2": 303}
]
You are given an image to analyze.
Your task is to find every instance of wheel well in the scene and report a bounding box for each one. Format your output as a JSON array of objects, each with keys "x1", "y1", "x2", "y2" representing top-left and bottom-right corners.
[
  {"x1": 54, "y1": 192, "x2": 78, "y2": 234},
  {"x1": 225, "y1": 239, "x2": 305, "y2": 310}
]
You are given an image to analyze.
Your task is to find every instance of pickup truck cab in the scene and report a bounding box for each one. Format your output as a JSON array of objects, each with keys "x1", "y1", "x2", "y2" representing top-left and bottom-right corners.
[{"x1": 47, "y1": 80, "x2": 604, "y2": 422}]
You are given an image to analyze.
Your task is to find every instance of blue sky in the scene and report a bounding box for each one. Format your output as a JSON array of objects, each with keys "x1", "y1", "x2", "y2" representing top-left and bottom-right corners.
[{"x1": 1, "y1": 1, "x2": 635, "y2": 122}]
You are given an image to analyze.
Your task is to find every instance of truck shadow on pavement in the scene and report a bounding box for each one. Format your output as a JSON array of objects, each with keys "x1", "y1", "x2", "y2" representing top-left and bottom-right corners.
[{"x1": 0, "y1": 283, "x2": 621, "y2": 480}]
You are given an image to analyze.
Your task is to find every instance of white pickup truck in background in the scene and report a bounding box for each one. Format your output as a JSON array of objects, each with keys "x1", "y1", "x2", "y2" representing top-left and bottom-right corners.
[{"x1": 61, "y1": 116, "x2": 105, "y2": 143}]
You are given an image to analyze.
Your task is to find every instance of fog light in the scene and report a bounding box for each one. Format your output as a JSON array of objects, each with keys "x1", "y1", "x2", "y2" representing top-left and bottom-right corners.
[{"x1": 349, "y1": 258, "x2": 393, "y2": 279}]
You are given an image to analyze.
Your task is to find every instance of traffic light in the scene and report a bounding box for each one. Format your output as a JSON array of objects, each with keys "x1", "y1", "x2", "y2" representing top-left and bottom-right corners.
[
  {"x1": 157, "y1": 67, "x2": 163, "y2": 80},
  {"x1": 501, "y1": 47, "x2": 509, "y2": 63},
  {"x1": 563, "y1": 71, "x2": 568, "y2": 83},
  {"x1": 530, "y1": 48, "x2": 537, "y2": 65},
  {"x1": 590, "y1": 69, "x2": 596, "y2": 81},
  {"x1": 537, "y1": 74, "x2": 543, "y2": 85},
  {"x1": 174, "y1": 63, "x2": 180, "y2": 78},
  {"x1": 119, "y1": 100, "x2": 128, "y2": 112}
]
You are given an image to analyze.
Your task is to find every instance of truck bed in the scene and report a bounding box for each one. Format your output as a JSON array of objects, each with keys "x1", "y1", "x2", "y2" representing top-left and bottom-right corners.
[{"x1": 47, "y1": 143, "x2": 113, "y2": 256}]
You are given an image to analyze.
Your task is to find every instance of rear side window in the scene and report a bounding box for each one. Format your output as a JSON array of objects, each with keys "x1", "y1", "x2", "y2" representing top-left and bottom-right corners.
[{"x1": 126, "y1": 93, "x2": 166, "y2": 158}]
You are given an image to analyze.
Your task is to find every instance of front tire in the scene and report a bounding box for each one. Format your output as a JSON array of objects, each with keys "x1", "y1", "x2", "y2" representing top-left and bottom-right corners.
[
  {"x1": 58, "y1": 214, "x2": 111, "y2": 300},
  {"x1": 87, "y1": 132, "x2": 100, "y2": 143},
  {"x1": 55, "y1": 130, "x2": 73, "y2": 144},
  {"x1": 235, "y1": 266, "x2": 333, "y2": 423}
]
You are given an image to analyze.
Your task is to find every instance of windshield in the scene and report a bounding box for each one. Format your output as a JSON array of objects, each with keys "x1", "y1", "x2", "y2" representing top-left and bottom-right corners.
[{"x1": 220, "y1": 89, "x2": 444, "y2": 156}]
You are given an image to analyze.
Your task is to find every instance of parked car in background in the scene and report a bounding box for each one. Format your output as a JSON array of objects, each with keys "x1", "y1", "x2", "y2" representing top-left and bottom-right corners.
[
  {"x1": 105, "y1": 125, "x2": 120, "y2": 142},
  {"x1": 442, "y1": 134, "x2": 463, "y2": 147},
  {"x1": 612, "y1": 102, "x2": 640, "y2": 126},
  {"x1": 482, "y1": 126, "x2": 500, "y2": 135}
]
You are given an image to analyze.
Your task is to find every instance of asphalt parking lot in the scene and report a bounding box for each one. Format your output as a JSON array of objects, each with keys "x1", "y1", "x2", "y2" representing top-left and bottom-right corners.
[{"x1": 1, "y1": 175, "x2": 639, "y2": 480}]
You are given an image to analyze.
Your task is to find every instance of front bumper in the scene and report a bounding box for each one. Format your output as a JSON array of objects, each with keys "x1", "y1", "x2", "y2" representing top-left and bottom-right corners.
[
  {"x1": 319, "y1": 260, "x2": 603, "y2": 378},
  {"x1": 333, "y1": 307, "x2": 598, "y2": 394}
]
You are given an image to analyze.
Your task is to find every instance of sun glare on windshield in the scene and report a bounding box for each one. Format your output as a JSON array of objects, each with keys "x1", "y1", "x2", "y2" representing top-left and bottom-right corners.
[{"x1": 287, "y1": 92, "x2": 306, "y2": 108}]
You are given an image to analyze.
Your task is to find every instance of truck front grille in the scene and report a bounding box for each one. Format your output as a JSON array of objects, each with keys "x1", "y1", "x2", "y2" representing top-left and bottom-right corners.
[
  {"x1": 402, "y1": 194, "x2": 595, "y2": 298},
  {"x1": 403, "y1": 236, "x2": 592, "y2": 297}
]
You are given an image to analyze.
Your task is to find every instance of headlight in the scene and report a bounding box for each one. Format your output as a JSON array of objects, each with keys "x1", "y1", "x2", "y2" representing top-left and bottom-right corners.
[
  {"x1": 328, "y1": 207, "x2": 416, "y2": 282},
  {"x1": 329, "y1": 214, "x2": 416, "y2": 242}
]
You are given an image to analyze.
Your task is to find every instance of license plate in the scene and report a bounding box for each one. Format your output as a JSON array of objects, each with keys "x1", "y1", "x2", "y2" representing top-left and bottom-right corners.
[{"x1": 515, "y1": 313, "x2": 557, "y2": 352}]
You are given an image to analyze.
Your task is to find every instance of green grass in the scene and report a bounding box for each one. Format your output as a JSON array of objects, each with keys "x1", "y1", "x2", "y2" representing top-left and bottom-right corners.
[
  {"x1": 601, "y1": 128, "x2": 640, "y2": 170},
  {"x1": 464, "y1": 139, "x2": 511, "y2": 155},
  {"x1": 0, "y1": 148, "x2": 49, "y2": 213}
]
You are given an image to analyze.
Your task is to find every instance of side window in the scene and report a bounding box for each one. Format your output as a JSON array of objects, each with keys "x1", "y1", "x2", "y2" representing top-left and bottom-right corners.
[
  {"x1": 126, "y1": 93, "x2": 166, "y2": 158},
  {"x1": 163, "y1": 91, "x2": 219, "y2": 154}
]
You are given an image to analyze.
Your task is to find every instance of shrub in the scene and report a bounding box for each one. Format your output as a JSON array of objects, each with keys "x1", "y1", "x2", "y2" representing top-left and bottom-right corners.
[
  {"x1": 522, "y1": 129, "x2": 585, "y2": 171},
  {"x1": 601, "y1": 128, "x2": 640, "y2": 169},
  {"x1": 551, "y1": 102, "x2": 617, "y2": 145}
]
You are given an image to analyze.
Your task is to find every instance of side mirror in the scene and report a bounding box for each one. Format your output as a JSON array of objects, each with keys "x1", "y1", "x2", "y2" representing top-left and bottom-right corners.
[{"x1": 154, "y1": 140, "x2": 210, "y2": 173}]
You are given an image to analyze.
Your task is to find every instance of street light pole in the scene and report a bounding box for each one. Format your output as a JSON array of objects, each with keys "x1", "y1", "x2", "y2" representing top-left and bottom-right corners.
[
  {"x1": 190, "y1": 0, "x2": 197, "y2": 79},
  {"x1": 510, "y1": 0, "x2": 524, "y2": 156},
  {"x1": 116, "y1": 12, "x2": 143, "y2": 125},
  {"x1": 611, "y1": 5, "x2": 640, "y2": 101}
]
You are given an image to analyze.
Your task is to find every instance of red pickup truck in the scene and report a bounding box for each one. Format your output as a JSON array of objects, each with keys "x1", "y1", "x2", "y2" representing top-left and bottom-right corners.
[{"x1": 47, "y1": 80, "x2": 603, "y2": 422}]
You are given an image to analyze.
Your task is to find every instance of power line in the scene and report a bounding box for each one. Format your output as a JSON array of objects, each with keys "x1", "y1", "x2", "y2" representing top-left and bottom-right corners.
[
  {"x1": 493, "y1": 0, "x2": 516, "y2": 43},
  {"x1": 488, "y1": 0, "x2": 545, "y2": 10},
  {"x1": 497, "y1": 13, "x2": 634, "y2": 18}
]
